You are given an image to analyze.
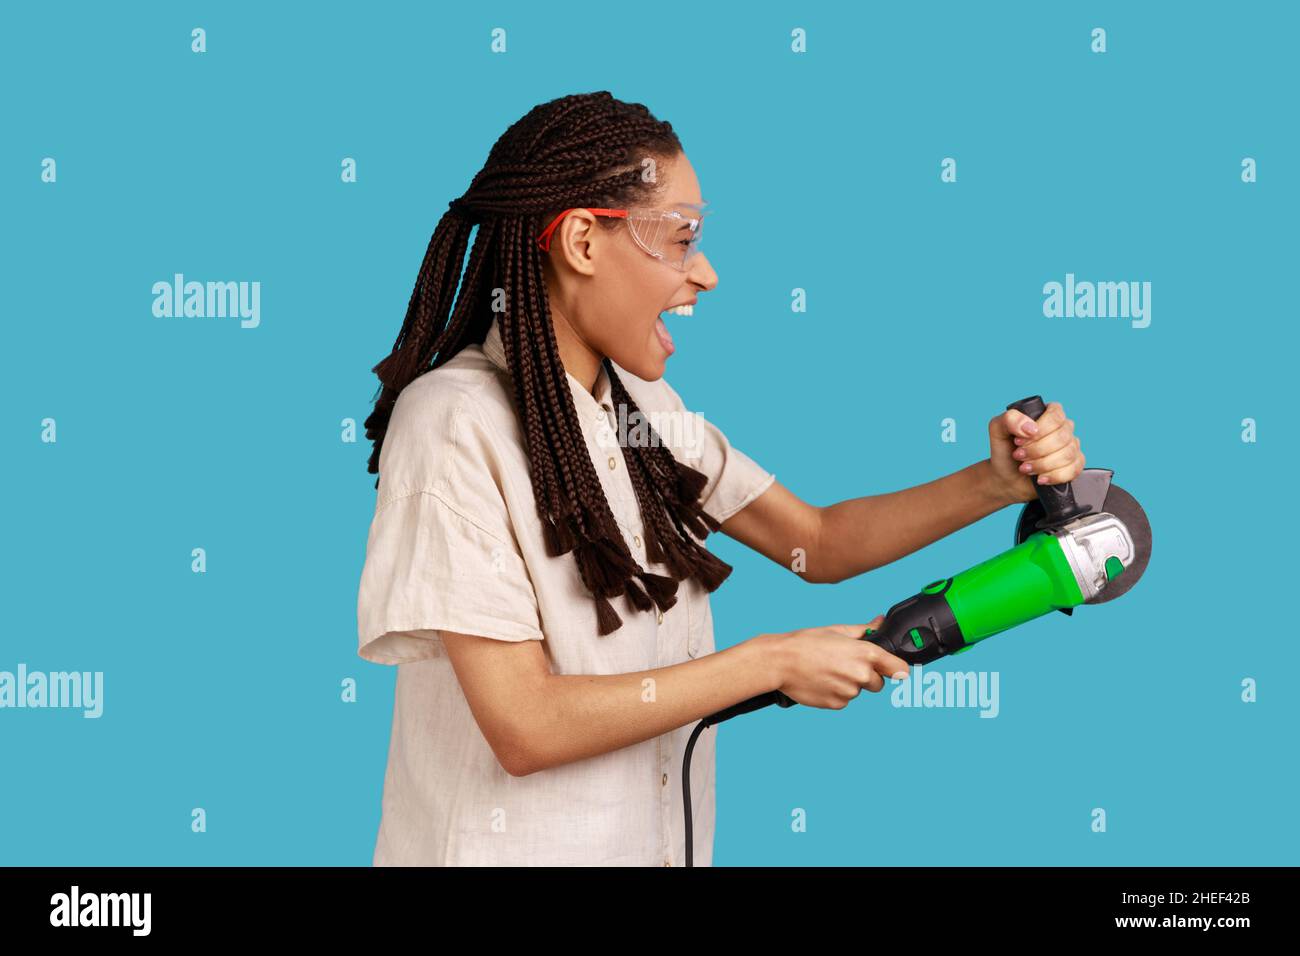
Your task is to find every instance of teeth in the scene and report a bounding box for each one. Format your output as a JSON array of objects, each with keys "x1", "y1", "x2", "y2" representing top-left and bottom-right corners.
[{"x1": 667, "y1": 304, "x2": 693, "y2": 316}]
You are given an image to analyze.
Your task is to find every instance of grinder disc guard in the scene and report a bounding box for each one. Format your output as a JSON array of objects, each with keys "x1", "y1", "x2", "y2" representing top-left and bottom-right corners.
[{"x1": 1013, "y1": 468, "x2": 1152, "y2": 605}]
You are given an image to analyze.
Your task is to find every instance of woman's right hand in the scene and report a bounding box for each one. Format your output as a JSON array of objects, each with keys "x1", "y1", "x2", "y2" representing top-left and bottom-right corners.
[{"x1": 766, "y1": 615, "x2": 910, "y2": 709}]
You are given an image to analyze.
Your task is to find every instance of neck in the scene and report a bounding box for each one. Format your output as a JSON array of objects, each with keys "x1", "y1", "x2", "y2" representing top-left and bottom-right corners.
[{"x1": 548, "y1": 302, "x2": 602, "y2": 396}]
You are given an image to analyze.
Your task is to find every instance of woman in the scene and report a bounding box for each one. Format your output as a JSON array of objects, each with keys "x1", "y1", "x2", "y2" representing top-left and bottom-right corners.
[{"x1": 355, "y1": 92, "x2": 1085, "y2": 867}]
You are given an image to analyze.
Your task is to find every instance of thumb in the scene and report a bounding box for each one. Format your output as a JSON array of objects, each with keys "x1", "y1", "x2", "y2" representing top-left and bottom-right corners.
[{"x1": 995, "y1": 408, "x2": 1040, "y2": 440}]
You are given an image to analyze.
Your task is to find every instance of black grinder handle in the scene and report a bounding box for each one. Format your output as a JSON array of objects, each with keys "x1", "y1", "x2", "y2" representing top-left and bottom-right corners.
[{"x1": 1006, "y1": 395, "x2": 1092, "y2": 528}]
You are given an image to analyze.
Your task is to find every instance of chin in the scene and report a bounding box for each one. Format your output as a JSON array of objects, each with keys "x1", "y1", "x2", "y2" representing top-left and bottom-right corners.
[
  {"x1": 608, "y1": 332, "x2": 671, "y2": 381},
  {"x1": 616, "y1": 355, "x2": 667, "y2": 382}
]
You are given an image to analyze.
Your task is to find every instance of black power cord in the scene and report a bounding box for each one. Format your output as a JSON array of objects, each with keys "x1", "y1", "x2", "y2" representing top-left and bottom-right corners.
[
  {"x1": 682, "y1": 719, "x2": 708, "y2": 868},
  {"x1": 680, "y1": 626, "x2": 901, "y2": 864},
  {"x1": 682, "y1": 688, "x2": 792, "y2": 867}
]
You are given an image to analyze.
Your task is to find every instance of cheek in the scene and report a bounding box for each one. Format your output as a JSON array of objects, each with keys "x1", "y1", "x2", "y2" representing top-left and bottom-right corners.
[
  {"x1": 582, "y1": 247, "x2": 683, "y2": 360},
  {"x1": 604, "y1": 271, "x2": 676, "y2": 334}
]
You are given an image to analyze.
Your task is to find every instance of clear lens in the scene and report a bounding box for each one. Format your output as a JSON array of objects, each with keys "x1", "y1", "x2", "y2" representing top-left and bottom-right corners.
[{"x1": 624, "y1": 202, "x2": 707, "y2": 270}]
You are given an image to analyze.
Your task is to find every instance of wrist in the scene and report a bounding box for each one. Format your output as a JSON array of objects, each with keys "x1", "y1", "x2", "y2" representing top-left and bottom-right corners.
[
  {"x1": 747, "y1": 632, "x2": 789, "y2": 692},
  {"x1": 978, "y1": 457, "x2": 1022, "y2": 509}
]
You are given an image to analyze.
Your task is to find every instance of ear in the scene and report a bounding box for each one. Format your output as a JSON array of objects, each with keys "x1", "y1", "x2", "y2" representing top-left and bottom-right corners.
[{"x1": 554, "y1": 210, "x2": 600, "y2": 276}]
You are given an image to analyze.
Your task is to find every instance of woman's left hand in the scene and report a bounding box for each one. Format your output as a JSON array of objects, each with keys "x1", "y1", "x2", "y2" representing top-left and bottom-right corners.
[{"x1": 987, "y1": 401, "x2": 1086, "y2": 505}]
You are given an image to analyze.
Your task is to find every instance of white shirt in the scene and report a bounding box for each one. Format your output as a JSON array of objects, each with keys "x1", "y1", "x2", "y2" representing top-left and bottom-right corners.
[{"x1": 356, "y1": 315, "x2": 776, "y2": 866}]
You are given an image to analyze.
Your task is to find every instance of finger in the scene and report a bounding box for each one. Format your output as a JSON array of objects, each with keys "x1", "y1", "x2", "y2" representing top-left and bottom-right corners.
[
  {"x1": 1040, "y1": 401, "x2": 1068, "y2": 433},
  {"x1": 1023, "y1": 436, "x2": 1080, "y2": 480},
  {"x1": 997, "y1": 408, "x2": 1041, "y2": 441},
  {"x1": 860, "y1": 617, "x2": 888, "y2": 645},
  {"x1": 1011, "y1": 403, "x2": 1067, "y2": 446},
  {"x1": 817, "y1": 623, "x2": 870, "y2": 640},
  {"x1": 1016, "y1": 420, "x2": 1074, "y2": 465},
  {"x1": 827, "y1": 618, "x2": 885, "y2": 638},
  {"x1": 1037, "y1": 448, "x2": 1086, "y2": 485},
  {"x1": 865, "y1": 644, "x2": 910, "y2": 680},
  {"x1": 1014, "y1": 412, "x2": 1069, "y2": 453},
  {"x1": 1008, "y1": 413, "x2": 1071, "y2": 455}
]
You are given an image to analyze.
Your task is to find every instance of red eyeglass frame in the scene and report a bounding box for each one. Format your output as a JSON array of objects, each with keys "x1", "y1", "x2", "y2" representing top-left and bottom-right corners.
[{"x1": 535, "y1": 208, "x2": 628, "y2": 252}]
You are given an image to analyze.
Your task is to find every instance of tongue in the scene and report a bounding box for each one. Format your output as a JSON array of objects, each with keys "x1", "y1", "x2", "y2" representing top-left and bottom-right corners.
[{"x1": 655, "y1": 315, "x2": 675, "y2": 354}]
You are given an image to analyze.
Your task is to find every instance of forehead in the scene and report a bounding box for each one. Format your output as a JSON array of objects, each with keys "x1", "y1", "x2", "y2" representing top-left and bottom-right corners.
[{"x1": 657, "y1": 152, "x2": 703, "y2": 206}]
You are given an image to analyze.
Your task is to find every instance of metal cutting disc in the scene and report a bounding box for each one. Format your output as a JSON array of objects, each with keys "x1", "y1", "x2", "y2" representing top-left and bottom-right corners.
[
  {"x1": 1082, "y1": 482, "x2": 1151, "y2": 604},
  {"x1": 1013, "y1": 468, "x2": 1152, "y2": 605}
]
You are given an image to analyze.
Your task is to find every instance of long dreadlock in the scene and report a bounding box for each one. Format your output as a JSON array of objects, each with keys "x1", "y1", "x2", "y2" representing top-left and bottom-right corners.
[{"x1": 363, "y1": 91, "x2": 732, "y2": 636}]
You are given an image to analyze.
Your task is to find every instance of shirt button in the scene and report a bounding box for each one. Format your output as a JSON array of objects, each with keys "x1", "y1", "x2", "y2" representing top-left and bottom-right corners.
[
  {"x1": 663, "y1": 860, "x2": 672, "y2": 867},
  {"x1": 662, "y1": 772, "x2": 668, "y2": 786},
  {"x1": 657, "y1": 610, "x2": 664, "y2": 624},
  {"x1": 634, "y1": 534, "x2": 642, "y2": 549},
  {"x1": 608, "y1": 456, "x2": 617, "y2": 470}
]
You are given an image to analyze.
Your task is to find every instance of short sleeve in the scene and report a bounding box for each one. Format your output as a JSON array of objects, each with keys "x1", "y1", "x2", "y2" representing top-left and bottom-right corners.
[
  {"x1": 630, "y1": 374, "x2": 777, "y2": 526},
  {"x1": 356, "y1": 389, "x2": 544, "y2": 665},
  {"x1": 356, "y1": 490, "x2": 544, "y2": 664}
]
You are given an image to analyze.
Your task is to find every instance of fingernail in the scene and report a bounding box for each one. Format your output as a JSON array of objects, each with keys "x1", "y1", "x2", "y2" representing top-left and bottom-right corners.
[
  {"x1": 1023, "y1": 421, "x2": 1039, "y2": 436},
  {"x1": 893, "y1": 671, "x2": 910, "y2": 681},
  {"x1": 1037, "y1": 474, "x2": 1050, "y2": 484}
]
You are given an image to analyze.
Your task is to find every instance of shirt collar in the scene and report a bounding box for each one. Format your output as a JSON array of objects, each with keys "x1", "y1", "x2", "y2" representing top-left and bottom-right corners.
[{"x1": 482, "y1": 316, "x2": 615, "y2": 413}]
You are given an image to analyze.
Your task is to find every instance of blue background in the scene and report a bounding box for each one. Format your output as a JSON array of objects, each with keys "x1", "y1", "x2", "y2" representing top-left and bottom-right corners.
[{"x1": 2, "y1": 0, "x2": 1294, "y2": 865}]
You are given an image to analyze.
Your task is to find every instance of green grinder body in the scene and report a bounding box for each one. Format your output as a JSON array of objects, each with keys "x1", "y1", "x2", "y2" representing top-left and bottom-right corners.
[{"x1": 865, "y1": 531, "x2": 1087, "y2": 665}]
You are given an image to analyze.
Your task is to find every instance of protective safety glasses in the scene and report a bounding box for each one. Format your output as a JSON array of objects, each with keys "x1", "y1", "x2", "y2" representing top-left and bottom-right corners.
[{"x1": 535, "y1": 202, "x2": 709, "y2": 272}]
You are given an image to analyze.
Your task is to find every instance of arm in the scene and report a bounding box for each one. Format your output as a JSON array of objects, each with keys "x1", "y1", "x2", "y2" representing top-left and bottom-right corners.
[
  {"x1": 441, "y1": 628, "x2": 786, "y2": 777},
  {"x1": 720, "y1": 459, "x2": 1014, "y2": 585},
  {"x1": 719, "y1": 402, "x2": 1083, "y2": 584}
]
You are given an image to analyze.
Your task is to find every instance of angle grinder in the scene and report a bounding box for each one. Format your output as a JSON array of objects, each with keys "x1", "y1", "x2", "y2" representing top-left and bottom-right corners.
[{"x1": 681, "y1": 394, "x2": 1153, "y2": 866}]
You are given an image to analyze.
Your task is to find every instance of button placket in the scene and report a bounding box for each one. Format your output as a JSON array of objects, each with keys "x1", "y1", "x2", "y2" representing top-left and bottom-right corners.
[
  {"x1": 597, "y1": 445, "x2": 648, "y2": 555},
  {"x1": 587, "y1": 402, "x2": 638, "y2": 512},
  {"x1": 684, "y1": 580, "x2": 707, "y2": 659},
  {"x1": 661, "y1": 740, "x2": 673, "y2": 866}
]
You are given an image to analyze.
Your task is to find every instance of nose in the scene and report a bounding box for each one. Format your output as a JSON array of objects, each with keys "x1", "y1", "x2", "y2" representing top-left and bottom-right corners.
[{"x1": 687, "y1": 251, "x2": 718, "y2": 293}]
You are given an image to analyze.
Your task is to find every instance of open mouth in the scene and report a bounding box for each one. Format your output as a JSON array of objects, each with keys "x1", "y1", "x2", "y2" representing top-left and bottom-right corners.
[
  {"x1": 656, "y1": 304, "x2": 693, "y2": 356},
  {"x1": 655, "y1": 313, "x2": 676, "y2": 354}
]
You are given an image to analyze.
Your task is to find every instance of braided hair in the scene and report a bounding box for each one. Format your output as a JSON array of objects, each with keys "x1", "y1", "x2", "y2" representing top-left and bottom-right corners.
[{"x1": 364, "y1": 91, "x2": 732, "y2": 636}]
